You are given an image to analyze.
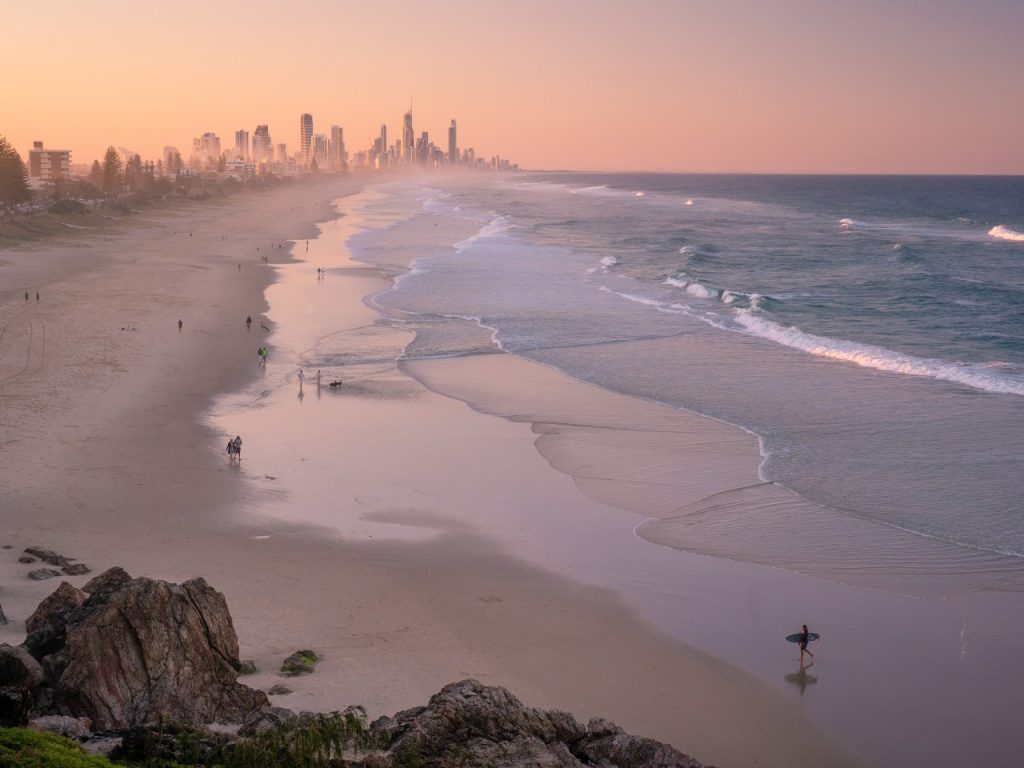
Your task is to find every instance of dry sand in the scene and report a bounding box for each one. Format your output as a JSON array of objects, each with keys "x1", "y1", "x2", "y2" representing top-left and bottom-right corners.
[{"x1": 0, "y1": 176, "x2": 859, "y2": 768}]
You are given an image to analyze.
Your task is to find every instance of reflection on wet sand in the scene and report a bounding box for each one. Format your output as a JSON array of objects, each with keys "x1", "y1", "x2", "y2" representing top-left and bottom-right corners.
[{"x1": 784, "y1": 662, "x2": 818, "y2": 697}]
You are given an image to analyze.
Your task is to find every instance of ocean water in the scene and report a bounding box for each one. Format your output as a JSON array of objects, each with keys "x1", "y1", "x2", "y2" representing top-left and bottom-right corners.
[{"x1": 350, "y1": 173, "x2": 1024, "y2": 583}]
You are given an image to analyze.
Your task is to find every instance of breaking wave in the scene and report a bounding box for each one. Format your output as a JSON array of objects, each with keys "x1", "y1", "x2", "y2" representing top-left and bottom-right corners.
[
  {"x1": 734, "y1": 310, "x2": 1024, "y2": 396},
  {"x1": 989, "y1": 225, "x2": 1024, "y2": 242}
]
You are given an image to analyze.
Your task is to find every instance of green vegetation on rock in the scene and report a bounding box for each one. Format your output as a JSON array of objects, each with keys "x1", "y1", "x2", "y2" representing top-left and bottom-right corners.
[{"x1": 0, "y1": 728, "x2": 117, "y2": 768}]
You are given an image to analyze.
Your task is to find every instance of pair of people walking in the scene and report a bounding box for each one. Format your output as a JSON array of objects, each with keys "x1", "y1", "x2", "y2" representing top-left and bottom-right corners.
[
  {"x1": 257, "y1": 345, "x2": 268, "y2": 364},
  {"x1": 226, "y1": 435, "x2": 242, "y2": 462}
]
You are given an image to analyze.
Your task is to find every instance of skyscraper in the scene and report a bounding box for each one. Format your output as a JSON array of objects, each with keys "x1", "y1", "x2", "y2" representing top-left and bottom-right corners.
[
  {"x1": 252, "y1": 125, "x2": 272, "y2": 163},
  {"x1": 300, "y1": 113, "x2": 313, "y2": 165},
  {"x1": 402, "y1": 110, "x2": 414, "y2": 163},
  {"x1": 448, "y1": 120, "x2": 457, "y2": 164},
  {"x1": 330, "y1": 125, "x2": 346, "y2": 169},
  {"x1": 379, "y1": 124, "x2": 388, "y2": 166},
  {"x1": 234, "y1": 130, "x2": 249, "y2": 161}
]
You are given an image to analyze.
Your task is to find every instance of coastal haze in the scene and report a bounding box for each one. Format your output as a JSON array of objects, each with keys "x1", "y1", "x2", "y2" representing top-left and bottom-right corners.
[{"x1": 2, "y1": 3, "x2": 1024, "y2": 768}]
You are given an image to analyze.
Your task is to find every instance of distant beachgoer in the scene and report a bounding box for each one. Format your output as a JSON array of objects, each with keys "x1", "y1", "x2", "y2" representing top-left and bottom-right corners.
[
  {"x1": 298, "y1": 369, "x2": 305, "y2": 384},
  {"x1": 246, "y1": 315, "x2": 252, "y2": 330},
  {"x1": 178, "y1": 319, "x2": 183, "y2": 332},
  {"x1": 232, "y1": 436, "x2": 242, "y2": 460},
  {"x1": 226, "y1": 438, "x2": 235, "y2": 460},
  {"x1": 35, "y1": 292, "x2": 39, "y2": 301},
  {"x1": 315, "y1": 369, "x2": 321, "y2": 386},
  {"x1": 238, "y1": 263, "x2": 241, "y2": 271},
  {"x1": 798, "y1": 624, "x2": 814, "y2": 663},
  {"x1": 24, "y1": 292, "x2": 28, "y2": 302}
]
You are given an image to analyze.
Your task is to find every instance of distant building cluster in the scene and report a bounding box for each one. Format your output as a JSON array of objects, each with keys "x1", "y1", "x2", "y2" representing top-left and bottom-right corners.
[{"x1": 24, "y1": 107, "x2": 516, "y2": 189}]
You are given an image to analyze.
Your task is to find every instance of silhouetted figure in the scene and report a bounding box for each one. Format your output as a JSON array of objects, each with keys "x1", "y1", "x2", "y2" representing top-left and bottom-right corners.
[
  {"x1": 35, "y1": 292, "x2": 39, "y2": 301},
  {"x1": 24, "y1": 292, "x2": 28, "y2": 302},
  {"x1": 178, "y1": 319, "x2": 183, "y2": 332},
  {"x1": 246, "y1": 315, "x2": 252, "y2": 331},
  {"x1": 798, "y1": 624, "x2": 815, "y2": 663}
]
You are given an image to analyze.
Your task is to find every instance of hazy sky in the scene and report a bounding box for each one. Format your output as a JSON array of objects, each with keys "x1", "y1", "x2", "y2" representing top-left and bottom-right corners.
[{"x1": 4, "y1": 0, "x2": 1023, "y2": 173}]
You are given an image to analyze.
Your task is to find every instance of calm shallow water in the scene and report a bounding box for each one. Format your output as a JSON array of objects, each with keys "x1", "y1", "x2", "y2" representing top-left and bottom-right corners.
[{"x1": 356, "y1": 173, "x2": 1024, "y2": 571}]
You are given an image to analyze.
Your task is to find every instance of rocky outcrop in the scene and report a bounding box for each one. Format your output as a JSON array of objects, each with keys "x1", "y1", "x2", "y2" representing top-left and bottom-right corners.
[
  {"x1": 28, "y1": 714, "x2": 93, "y2": 739},
  {"x1": 281, "y1": 649, "x2": 318, "y2": 676},
  {"x1": 27, "y1": 568, "x2": 61, "y2": 581},
  {"x1": 25, "y1": 582, "x2": 86, "y2": 636},
  {"x1": 0, "y1": 601, "x2": 6, "y2": 626},
  {"x1": 372, "y1": 679, "x2": 706, "y2": 768},
  {"x1": 0, "y1": 644, "x2": 44, "y2": 728},
  {"x1": 24, "y1": 548, "x2": 70, "y2": 568},
  {"x1": 23, "y1": 568, "x2": 267, "y2": 730}
]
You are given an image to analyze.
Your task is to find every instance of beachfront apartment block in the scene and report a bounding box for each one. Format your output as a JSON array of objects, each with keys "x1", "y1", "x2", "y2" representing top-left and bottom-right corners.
[{"x1": 28, "y1": 141, "x2": 71, "y2": 180}]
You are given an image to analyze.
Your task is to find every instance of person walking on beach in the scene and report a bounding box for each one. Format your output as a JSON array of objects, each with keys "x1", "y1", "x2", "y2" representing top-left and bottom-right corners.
[
  {"x1": 246, "y1": 315, "x2": 252, "y2": 331},
  {"x1": 232, "y1": 435, "x2": 242, "y2": 461},
  {"x1": 315, "y1": 369, "x2": 321, "y2": 387},
  {"x1": 35, "y1": 292, "x2": 39, "y2": 301},
  {"x1": 298, "y1": 369, "x2": 305, "y2": 386},
  {"x1": 798, "y1": 624, "x2": 814, "y2": 663},
  {"x1": 178, "y1": 319, "x2": 183, "y2": 332}
]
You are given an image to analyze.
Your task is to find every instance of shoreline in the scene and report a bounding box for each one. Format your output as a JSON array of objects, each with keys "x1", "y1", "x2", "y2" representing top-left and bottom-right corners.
[{"x1": 200, "y1": 184, "x2": 862, "y2": 767}]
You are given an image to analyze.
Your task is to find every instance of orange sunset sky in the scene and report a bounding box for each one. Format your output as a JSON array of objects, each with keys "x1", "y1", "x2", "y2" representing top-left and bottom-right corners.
[{"x1": 4, "y1": 0, "x2": 1023, "y2": 174}]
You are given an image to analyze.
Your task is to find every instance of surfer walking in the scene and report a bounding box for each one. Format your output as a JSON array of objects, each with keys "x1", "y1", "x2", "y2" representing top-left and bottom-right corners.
[{"x1": 798, "y1": 624, "x2": 814, "y2": 663}]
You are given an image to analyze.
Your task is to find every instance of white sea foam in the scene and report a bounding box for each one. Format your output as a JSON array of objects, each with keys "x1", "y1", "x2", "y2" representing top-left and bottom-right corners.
[
  {"x1": 663, "y1": 276, "x2": 720, "y2": 299},
  {"x1": 678, "y1": 246, "x2": 695, "y2": 254},
  {"x1": 600, "y1": 255, "x2": 618, "y2": 267},
  {"x1": 989, "y1": 225, "x2": 1024, "y2": 242},
  {"x1": 454, "y1": 216, "x2": 513, "y2": 252},
  {"x1": 634, "y1": 191, "x2": 645, "y2": 197},
  {"x1": 734, "y1": 310, "x2": 1024, "y2": 396},
  {"x1": 685, "y1": 199, "x2": 695, "y2": 206},
  {"x1": 839, "y1": 218, "x2": 855, "y2": 230}
]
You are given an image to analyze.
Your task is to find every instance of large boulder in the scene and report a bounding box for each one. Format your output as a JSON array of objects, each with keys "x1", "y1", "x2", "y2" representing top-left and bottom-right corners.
[
  {"x1": 24, "y1": 568, "x2": 267, "y2": 730},
  {"x1": 373, "y1": 680, "x2": 706, "y2": 768},
  {"x1": 25, "y1": 581, "x2": 86, "y2": 635}
]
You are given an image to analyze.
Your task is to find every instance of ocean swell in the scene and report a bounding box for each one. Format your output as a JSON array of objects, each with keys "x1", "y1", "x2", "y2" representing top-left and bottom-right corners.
[{"x1": 734, "y1": 310, "x2": 1024, "y2": 396}]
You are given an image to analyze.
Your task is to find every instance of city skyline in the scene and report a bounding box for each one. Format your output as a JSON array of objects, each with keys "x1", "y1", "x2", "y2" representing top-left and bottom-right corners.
[{"x1": 3, "y1": 0, "x2": 1024, "y2": 174}]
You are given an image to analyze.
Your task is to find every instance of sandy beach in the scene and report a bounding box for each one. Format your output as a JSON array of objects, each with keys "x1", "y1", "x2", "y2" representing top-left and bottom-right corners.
[{"x1": 0, "y1": 175, "x2": 866, "y2": 767}]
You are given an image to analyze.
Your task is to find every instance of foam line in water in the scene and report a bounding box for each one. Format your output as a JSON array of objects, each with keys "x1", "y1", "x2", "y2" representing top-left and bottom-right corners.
[
  {"x1": 734, "y1": 310, "x2": 1024, "y2": 396},
  {"x1": 453, "y1": 215, "x2": 513, "y2": 252}
]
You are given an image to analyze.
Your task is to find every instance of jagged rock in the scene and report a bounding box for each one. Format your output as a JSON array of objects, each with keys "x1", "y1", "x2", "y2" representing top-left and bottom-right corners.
[
  {"x1": 0, "y1": 685, "x2": 32, "y2": 727},
  {"x1": 266, "y1": 684, "x2": 292, "y2": 696},
  {"x1": 374, "y1": 680, "x2": 707, "y2": 768},
  {"x1": 25, "y1": 547, "x2": 70, "y2": 567},
  {"x1": 29, "y1": 714, "x2": 93, "y2": 739},
  {"x1": 81, "y1": 566, "x2": 131, "y2": 601},
  {"x1": 80, "y1": 735, "x2": 123, "y2": 757},
  {"x1": 0, "y1": 644, "x2": 45, "y2": 690},
  {"x1": 62, "y1": 563, "x2": 91, "y2": 576},
  {"x1": 281, "y1": 649, "x2": 318, "y2": 676},
  {"x1": 238, "y1": 659, "x2": 257, "y2": 675},
  {"x1": 18, "y1": 555, "x2": 37, "y2": 564},
  {"x1": 576, "y1": 727, "x2": 706, "y2": 768},
  {"x1": 25, "y1": 581, "x2": 86, "y2": 635},
  {"x1": 238, "y1": 705, "x2": 296, "y2": 736},
  {"x1": 25, "y1": 569, "x2": 268, "y2": 730},
  {"x1": 28, "y1": 568, "x2": 62, "y2": 581}
]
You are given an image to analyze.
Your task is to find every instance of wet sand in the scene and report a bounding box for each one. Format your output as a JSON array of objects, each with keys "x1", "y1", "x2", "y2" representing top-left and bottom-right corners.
[{"x1": 3, "y1": 176, "x2": 861, "y2": 767}]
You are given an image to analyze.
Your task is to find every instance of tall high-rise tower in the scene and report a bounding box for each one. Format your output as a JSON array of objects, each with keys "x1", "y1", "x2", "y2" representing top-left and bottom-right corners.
[
  {"x1": 234, "y1": 130, "x2": 249, "y2": 161},
  {"x1": 299, "y1": 113, "x2": 313, "y2": 165},
  {"x1": 402, "y1": 110, "x2": 414, "y2": 163},
  {"x1": 330, "y1": 125, "x2": 346, "y2": 169},
  {"x1": 448, "y1": 120, "x2": 457, "y2": 164},
  {"x1": 252, "y1": 125, "x2": 272, "y2": 163}
]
